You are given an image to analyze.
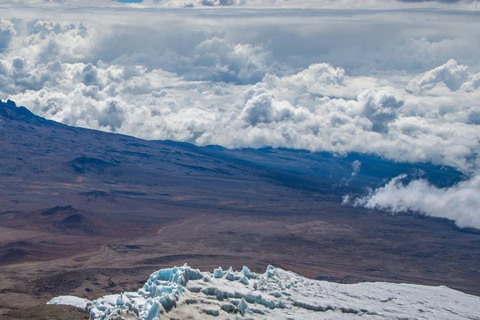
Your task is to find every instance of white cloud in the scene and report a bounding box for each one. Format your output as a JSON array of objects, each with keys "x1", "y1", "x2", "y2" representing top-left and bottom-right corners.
[
  {"x1": 357, "y1": 89, "x2": 404, "y2": 133},
  {"x1": 352, "y1": 174, "x2": 480, "y2": 229},
  {"x1": 0, "y1": 19, "x2": 16, "y2": 51},
  {"x1": 408, "y1": 59, "x2": 470, "y2": 92},
  {"x1": 351, "y1": 160, "x2": 361, "y2": 177},
  {"x1": 175, "y1": 37, "x2": 277, "y2": 84},
  {"x1": 263, "y1": 63, "x2": 379, "y2": 100},
  {"x1": 239, "y1": 83, "x2": 307, "y2": 125}
]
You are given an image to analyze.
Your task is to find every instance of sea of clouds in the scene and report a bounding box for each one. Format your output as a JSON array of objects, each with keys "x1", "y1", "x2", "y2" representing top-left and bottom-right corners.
[{"x1": 0, "y1": 0, "x2": 479, "y2": 227}]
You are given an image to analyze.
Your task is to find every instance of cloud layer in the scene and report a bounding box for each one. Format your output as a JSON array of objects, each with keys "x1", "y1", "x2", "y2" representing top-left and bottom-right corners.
[
  {"x1": 0, "y1": 3, "x2": 479, "y2": 227},
  {"x1": 352, "y1": 174, "x2": 480, "y2": 229},
  {"x1": 7, "y1": 0, "x2": 479, "y2": 9}
]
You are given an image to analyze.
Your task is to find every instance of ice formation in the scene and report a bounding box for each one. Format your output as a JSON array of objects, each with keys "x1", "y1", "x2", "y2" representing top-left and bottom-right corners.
[{"x1": 48, "y1": 264, "x2": 480, "y2": 319}]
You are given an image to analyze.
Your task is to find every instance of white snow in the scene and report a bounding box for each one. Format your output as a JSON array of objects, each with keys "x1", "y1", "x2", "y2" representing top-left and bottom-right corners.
[
  {"x1": 47, "y1": 295, "x2": 90, "y2": 310},
  {"x1": 48, "y1": 264, "x2": 480, "y2": 320}
]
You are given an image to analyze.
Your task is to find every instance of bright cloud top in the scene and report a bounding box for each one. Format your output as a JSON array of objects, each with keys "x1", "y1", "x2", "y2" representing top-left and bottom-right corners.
[{"x1": 0, "y1": 4, "x2": 479, "y2": 227}]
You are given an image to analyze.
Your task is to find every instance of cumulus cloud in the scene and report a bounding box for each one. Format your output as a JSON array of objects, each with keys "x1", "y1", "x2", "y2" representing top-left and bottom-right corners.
[
  {"x1": 0, "y1": 19, "x2": 16, "y2": 51},
  {"x1": 352, "y1": 174, "x2": 480, "y2": 229},
  {"x1": 263, "y1": 63, "x2": 379, "y2": 100},
  {"x1": 358, "y1": 89, "x2": 404, "y2": 133},
  {"x1": 175, "y1": 37, "x2": 277, "y2": 84},
  {"x1": 408, "y1": 59, "x2": 470, "y2": 92},
  {"x1": 239, "y1": 83, "x2": 307, "y2": 125}
]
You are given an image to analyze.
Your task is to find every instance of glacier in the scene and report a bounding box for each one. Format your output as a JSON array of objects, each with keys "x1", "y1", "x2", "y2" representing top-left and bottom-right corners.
[{"x1": 48, "y1": 264, "x2": 480, "y2": 320}]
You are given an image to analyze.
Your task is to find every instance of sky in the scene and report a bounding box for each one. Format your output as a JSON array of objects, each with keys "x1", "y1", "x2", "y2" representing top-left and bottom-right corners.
[{"x1": 0, "y1": 0, "x2": 479, "y2": 228}]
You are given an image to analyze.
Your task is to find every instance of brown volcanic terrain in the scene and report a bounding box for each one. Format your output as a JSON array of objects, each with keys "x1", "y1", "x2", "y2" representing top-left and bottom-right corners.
[{"x1": 0, "y1": 100, "x2": 479, "y2": 318}]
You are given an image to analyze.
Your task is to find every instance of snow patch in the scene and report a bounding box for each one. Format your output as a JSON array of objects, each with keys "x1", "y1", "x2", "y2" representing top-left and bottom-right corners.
[
  {"x1": 47, "y1": 295, "x2": 90, "y2": 310},
  {"x1": 48, "y1": 264, "x2": 480, "y2": 319}
]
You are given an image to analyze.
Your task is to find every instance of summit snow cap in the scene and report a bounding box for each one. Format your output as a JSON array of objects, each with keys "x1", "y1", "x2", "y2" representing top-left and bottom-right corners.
[{"x1": 49, "y1": 263, "x2": 480, "y2": 319}]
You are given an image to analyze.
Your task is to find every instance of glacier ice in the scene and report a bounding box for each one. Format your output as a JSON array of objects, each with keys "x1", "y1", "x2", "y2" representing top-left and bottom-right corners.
[
  {"x1": 238, "y1": 298, "x2": 248, "y2": 316},
  {"x1": 213, "y1": 267, "x2": 223, "y2": 279},
  {"x1": 48, "y1": 263, "x2": 480, "y2": 319}
]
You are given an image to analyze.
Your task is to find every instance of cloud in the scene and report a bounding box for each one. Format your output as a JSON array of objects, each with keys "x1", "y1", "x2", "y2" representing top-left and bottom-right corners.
[
  {"x1": 357, "y1": 89, "x2": 404, "y2": 133},
  {"x1": 351, "y1": 173, "x2": 480, "y2": 229},
  {"x1": 187, "y1": 0, "x2": 246, "y2": 6},
  {"x1": 3, "y1": 0, "x2": 480, "y2": 11},
  {"x1": 175, "y1": 37, "x2": 278, "y2": 84},
  {"x1": 100, "y1": 0, "x2": 480, "y2": 9},
  {"x1": 0, "y1": 19, "x2": 16, "y2": 51},
  {"x1": 351, "y1": 160, "x2": 361, "y2": 178},
  {"x1": 408, "y1": 59, "x2": 470, "y2": 92},
  {"x1": 239, "y1": 83, "x2": 307, "y2": 125},
  {"x1": 263, "y1": 63, "x2": 379, "y2": 100},
  {"x1": 342, "y1": 159, "x2": 362, "y2": 186}
]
